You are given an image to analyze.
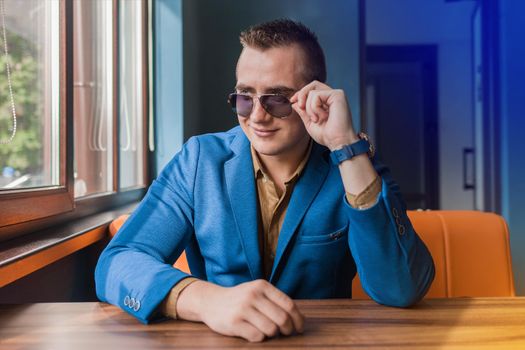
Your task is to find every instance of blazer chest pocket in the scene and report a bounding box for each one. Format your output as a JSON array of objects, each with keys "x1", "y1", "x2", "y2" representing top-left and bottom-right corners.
[{"x1": 297, "y1": 224, "x2": 348, "y2": 244}]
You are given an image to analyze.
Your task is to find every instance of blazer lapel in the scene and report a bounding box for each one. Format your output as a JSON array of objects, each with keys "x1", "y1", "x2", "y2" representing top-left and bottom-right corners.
[
  {"x1": 224, "y1": 132, "x2": 263, "y2": 280},
  {"x1": 269, "y1": 142, "x2": 330, "y2": 283}
]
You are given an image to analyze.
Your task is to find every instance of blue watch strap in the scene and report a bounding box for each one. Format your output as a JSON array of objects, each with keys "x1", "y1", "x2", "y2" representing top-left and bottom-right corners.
[{"x1": 329, "y1": 138, "x2": 370, "y2": 165}]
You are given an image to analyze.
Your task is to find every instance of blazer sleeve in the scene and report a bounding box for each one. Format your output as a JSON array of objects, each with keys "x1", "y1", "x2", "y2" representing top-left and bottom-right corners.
[
  {"x1": 346, "y1": 158, "x2": 435, "y2": 307},
  {"x1": 95, "y1": 137, "x2": 200, "y2": 324}
]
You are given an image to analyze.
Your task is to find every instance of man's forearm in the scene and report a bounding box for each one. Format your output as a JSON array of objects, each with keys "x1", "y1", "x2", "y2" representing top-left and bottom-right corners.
[
  {"x1": 337, "y1": 153, "x2": 379, "y2": 201},
  {"x1": 329, "y1": 133, "x2": 379, "y2": 198}
]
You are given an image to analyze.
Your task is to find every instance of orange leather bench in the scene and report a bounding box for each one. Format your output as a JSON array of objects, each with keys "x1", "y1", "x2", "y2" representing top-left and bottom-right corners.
[{"x1": 109, "y1": 210, "x2": 515, "y2": 298}]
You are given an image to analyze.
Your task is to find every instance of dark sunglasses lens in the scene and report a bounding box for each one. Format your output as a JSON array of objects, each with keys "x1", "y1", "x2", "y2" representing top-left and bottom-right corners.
[
  {"x1": 260, "y1": 95, "x2": 292, "y2": 118},
  {"x1": 229, "y1": 94, "x2": 253, "y2": 117}
]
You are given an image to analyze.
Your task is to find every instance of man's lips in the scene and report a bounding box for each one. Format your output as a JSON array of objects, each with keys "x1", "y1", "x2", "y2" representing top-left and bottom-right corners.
[{"x1": 252, "y1": 127, "x2": 278, "y2": 137}]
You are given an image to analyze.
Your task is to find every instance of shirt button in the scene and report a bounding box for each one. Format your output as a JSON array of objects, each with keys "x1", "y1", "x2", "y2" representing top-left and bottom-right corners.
[
  {"x1": 398, "y1": 225, "x2": 406, "y2": 235},
  {"x1": 133, "y1": 300, "x2": 141, "y2": 312},
  {"x1": 129, "y1": 297, "x2": 136, "y2": 308},
  {"x1": 124, "y1": 295, "x2": 130, "y2": 306}
]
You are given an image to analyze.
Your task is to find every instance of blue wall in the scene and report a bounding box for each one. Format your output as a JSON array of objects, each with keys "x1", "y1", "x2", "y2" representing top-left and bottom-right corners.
[{"x1": 499, "y1": 0, "x2": 525, "y2": 295}]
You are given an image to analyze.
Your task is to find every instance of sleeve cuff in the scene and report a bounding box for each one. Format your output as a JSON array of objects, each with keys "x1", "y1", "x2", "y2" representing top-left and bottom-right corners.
[
  {"x1": 160, "y1": 277, "x2": 200, "y2": 319},
  {"x1": 346, "y1": 175, "x2": 382, "y2": 210}
]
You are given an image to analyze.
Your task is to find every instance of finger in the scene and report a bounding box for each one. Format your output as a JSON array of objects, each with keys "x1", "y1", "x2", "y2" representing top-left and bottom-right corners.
[
  {"x1": 305, "y1": 92, "x2": 320, "y2": 123},
  {"x1": 253, "y1": 296, "x2": 295, "y2": 336},
  {"x1": 262, "y1": 286, "x2": 304, "y2": 334},
  {"x1": 310, "y1": 91, "x2": 330, "y2": 122},
  {"x1": 294, "y1": 80, "x2": 331, "y2": 109},
  {"x1": 291, "y1": 102, "x2": 312, "y2": 127},
  {"x1": 306, "y1": 90, "x2": 329, "y2": 123},
  {"x1": 306, "y1": 90, "x2": 328, "y2": 123},
  {"x1": 290, "y1": 91, "x2": 299, "y2": 104},
  {"x1": 237, "y1": 321, "x2": 266, "y2": 343},
  {"x1": 297, "y1": 89, "x2": 308, "y2": 110},
  {"x1": 243, "y1": 306, "x2": 280, "y2": 338}
]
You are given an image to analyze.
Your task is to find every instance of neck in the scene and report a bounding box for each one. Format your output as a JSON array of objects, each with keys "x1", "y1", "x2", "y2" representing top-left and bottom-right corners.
[{"x1": 257, "y1": 134, "x2": 311, "y2": 182}]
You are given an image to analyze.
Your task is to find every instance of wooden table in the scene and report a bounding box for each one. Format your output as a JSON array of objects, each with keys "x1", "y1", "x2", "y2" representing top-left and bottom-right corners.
[{"x1": 1, "y1": 298, "x2": 524, "y2": 349}]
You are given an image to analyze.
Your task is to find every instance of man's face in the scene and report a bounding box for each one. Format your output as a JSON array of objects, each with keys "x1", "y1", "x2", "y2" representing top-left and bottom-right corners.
[{"x1": 235, "y1": 45, "x2": 310, "y2": 157}]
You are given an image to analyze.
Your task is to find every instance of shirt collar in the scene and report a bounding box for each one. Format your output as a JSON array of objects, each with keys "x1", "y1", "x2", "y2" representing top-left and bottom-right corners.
[{"x1": 251, "y1": 139, "x2": 313, "y2": 184}]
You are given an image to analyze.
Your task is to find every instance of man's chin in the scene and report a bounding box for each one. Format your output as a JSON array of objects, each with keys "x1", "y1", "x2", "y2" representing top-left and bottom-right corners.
[
  {"x1": 250, "y1": 141, "x2": 286, "y2": 157},
  {"x1": 252, "y1": 147, "x2": 280, "y2": 157}
]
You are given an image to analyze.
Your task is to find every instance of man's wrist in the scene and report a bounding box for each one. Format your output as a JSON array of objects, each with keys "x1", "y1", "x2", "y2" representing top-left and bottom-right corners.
[
  {"x1": 176, "y1": 280, "x2": 217, "y2": 322},
  {"x1": 328, "y1": 132, "x2": 360, "y2": 151}
]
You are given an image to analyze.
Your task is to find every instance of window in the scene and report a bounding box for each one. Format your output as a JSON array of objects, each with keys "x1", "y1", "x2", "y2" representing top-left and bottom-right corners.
[
  {"x1": 119, "y1": 0, "x2": 145, "y2": 190},
  {"x1": 73, "y1": 0, "x2": 114, "y2": 197},
  {"x1": 0, "y1": 0, "x2": 60, "y2": 190},
  {"x1": 0, "y1": 0, "x2": 151, "y2": 240}
]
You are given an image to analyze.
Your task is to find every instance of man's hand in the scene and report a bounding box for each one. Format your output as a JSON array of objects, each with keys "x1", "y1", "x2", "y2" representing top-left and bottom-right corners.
[
  {"x1": 176, "y1": 279, "x2": 304, "y2": 342},
  {"x1": 291, "y1": 80, "x2": 379, "y2": 195},
  {"x1": 290, "y1": 80, "x2": 359, "y2": 151}
]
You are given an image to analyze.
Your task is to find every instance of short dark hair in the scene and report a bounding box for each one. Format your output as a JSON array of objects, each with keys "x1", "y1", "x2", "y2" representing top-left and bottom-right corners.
[{"x1": 239, "y1": 19, "x2": 327, "y2": 83}]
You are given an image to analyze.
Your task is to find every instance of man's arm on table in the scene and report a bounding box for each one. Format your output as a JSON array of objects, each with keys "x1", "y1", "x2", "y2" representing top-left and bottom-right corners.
[
  {"x1": 290, "y1": 81, "x2": 435, "y2": 307},
  {"x1": 94, "y1": 137, "x2": 202, "y2": 323},
  {"x1": 340, "y1": 153, "x2": 435, "y2": 307},
  {"x1": 95, "y1": 137, "x2": 303, "y2": 342}
]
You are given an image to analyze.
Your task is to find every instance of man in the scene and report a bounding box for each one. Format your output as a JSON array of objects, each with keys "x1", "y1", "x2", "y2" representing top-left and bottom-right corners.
[{"x1": 95, "y1": 19, "x2": 435, "y2": 342}]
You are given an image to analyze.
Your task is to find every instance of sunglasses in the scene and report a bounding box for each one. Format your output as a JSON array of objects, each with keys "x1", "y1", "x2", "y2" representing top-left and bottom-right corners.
[{"x1": 228, "y1": 93, "x2": 294, "y2": 118}]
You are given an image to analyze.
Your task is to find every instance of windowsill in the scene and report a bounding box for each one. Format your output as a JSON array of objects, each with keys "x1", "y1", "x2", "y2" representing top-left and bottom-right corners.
[{"x1": 0, "y1": 202, "x2": 138, "y2": 288}]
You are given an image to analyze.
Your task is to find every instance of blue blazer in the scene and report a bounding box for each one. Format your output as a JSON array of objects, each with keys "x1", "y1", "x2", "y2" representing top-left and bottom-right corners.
[{"x1": 95, "y1": 126, "x2": 435, "y2": 324}]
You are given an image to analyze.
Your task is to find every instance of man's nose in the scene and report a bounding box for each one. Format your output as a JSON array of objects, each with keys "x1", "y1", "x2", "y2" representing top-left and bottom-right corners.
[{"x1": 250, "y1": 97, "x2": 271, "y2": 122}]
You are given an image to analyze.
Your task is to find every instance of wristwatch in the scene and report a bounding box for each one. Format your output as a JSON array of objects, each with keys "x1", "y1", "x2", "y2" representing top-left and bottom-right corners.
[{"x1": 329, "y1": 132, "x2": 375, "y2": 165}]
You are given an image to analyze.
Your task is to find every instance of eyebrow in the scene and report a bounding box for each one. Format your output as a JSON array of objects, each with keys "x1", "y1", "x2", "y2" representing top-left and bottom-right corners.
[{"x1": 235, "y1": 84, "x2": 296, "y2": 95}]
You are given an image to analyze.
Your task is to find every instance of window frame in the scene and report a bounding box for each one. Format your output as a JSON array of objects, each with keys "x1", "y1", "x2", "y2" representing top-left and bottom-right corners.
[{"x1": 0, "y1": 0, "x2": 152, "y2": 242}]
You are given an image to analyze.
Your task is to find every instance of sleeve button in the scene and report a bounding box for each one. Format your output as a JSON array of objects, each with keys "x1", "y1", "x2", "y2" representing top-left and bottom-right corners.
[
  {"x1": 124, "y1": 295, "x2": 130, "y2": 306},
  {"x1": 392, "y1": 207, "x2": 399, "y2": 218},
  {"x1": 133, "y1": 300, "x2": 141, "y2": 312}
]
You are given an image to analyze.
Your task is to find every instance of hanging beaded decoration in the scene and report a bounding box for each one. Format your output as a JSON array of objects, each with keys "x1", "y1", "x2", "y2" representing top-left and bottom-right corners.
[{"x1": 0, "y1": 0, "x2": 17, "y2": 145}]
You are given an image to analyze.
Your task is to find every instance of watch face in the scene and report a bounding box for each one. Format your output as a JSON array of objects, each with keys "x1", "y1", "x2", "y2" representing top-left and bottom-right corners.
[{"x1": 358, "y1": 132, "x2": 376, "y2": 158}]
